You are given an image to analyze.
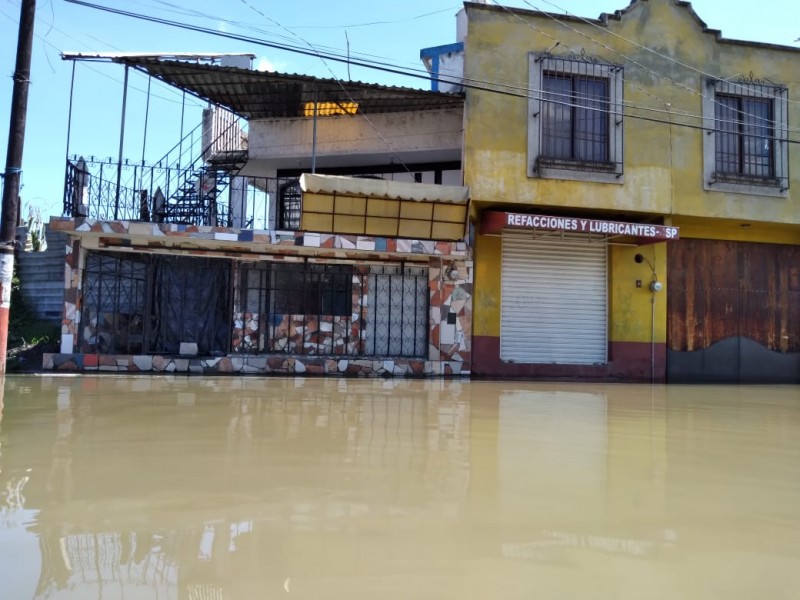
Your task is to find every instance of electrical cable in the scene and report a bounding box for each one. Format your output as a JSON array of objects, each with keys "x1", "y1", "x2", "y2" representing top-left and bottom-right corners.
[
  {"x1": 509, "y1": 0, "x2": 792, "y2": 132},
  {"x1": 236, "y1": 0, "x2": 414, "y2": 173},
  {"x1": 0, "y1": 7, "x2": 204, "y2": 108},
  {"x1": 59, "y1": 0, "x2": 800, "y2": 144},
  {"x1": 534, "y1": 0, "x2": 800, "y2": 104}
]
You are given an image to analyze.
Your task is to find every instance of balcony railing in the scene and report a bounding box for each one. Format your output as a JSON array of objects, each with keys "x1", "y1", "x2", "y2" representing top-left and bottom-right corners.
[{"x1": 64, "y1": 157, "x2": 297, "y2": 231}]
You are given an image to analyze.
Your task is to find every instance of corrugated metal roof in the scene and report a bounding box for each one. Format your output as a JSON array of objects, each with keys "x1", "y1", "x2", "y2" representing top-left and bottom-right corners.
[{"x1": 111, "y1": 56, "x2": 465, "y2": 119}]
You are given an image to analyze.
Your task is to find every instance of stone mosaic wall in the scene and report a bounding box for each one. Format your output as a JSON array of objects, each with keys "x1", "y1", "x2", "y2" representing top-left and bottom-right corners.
[
  {"x1": 60, "y1": 238, "x2": 82, "y2": 354},
  {"x1": 43, "y1": 353, "x2": 468, "y2": 377},
  {"x1": 430, "y1": 258, "x2": 473, "y2": 366},
  {"x1": 49, "y1": 218, "x2": 469, "y2": 258},
  {"x1": 50, "y1": 219, "x2": 473, "y2": 376}
]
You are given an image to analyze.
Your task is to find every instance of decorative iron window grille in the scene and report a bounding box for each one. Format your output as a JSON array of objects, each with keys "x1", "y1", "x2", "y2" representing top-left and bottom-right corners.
[
  {"x1": 364, "y1": 265, "x2": 428, "y2": 358},
  {"x1": 528, "y1": 53, "x2": 624, "y2": 182},
  {"x1": 80, "y1": 252, "x2": 148, "y2": 354},
  {"x1": 703, "y1": 76, "x2": 789, "y2": 195},
  {"x1": 278, "y1": 179, "x2": 302, "y2": 230},
  {"x1": 238, "y1": 261, "x2": 358, "y2": 355}
]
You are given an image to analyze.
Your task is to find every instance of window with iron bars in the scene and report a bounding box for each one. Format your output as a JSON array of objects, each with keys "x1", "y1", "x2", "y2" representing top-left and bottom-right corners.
[
  {"x1": 80, "y1": 251, "x2": 232, "y2": 356},
  {"x1": 278, "y1": 179, "x2": 302, "y2": 230},
  {"x1": 364, "y1": 264, "x2": 428, "y2": 358},
  {"x1": 80, "y1": 252, "x2": 148, "y2": 355},
  {"x1": 542, "y1": 73, "x2": 609, "y2": 164},
  {"x1": 703, "y1": 77, "x2": 789, "y2": 196},
  {"x1": 528, "y1": 54, "x2": 624, "y2": 183},
  {"x1": 238, "y1": 261, "x2": 354, "y2": 355},
  {"x1": 716, "y1": 95, "x2": 773, "y2": 178},
  {"x1": 237, "y1": 262, "x2": 428, "y2": 357}
]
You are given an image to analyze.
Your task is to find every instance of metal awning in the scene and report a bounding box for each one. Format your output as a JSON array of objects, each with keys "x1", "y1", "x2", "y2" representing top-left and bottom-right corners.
[
  {"x1": 300, "y1": 174, "x2": 469, "y2": 204},
  {"x1": 63, "y1": 53, "x2": 465, "y2": 119},
  {"x1": 299, "y1": 175, "x2": 470, "y2": 241}
]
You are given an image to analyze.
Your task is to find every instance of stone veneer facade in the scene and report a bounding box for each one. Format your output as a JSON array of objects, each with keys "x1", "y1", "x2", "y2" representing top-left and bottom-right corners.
[{"x1": 45, "y1": 218, "x2": 473, "y2": 377}]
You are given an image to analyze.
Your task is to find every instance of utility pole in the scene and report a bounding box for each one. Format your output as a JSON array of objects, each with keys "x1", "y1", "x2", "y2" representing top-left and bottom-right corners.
[{"x1": 0, "y1": 0, "x2": 36, "y2": 373}]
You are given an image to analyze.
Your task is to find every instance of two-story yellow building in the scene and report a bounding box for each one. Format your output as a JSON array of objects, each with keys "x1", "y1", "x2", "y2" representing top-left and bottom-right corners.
[{"x1": 460, "y1": 0, "x2": 800, "y2": 383}]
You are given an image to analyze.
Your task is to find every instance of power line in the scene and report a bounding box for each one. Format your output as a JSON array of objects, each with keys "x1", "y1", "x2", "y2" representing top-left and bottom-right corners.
[
  {"x1": 508, "y1": 0, "x2": 792, "y2": 132},
  {"x1": 0, "y1": 5, "x2": 204, "y2": 107},
  {"x1": 61, "y1": 0, "x2": 800, "y2": 144},
  {"x1": 171, "y1": 0, "x2": 797, "y2": 136},
  {"x1": 236, "y1": 0, "x2": 413, "y2": 173},
  {"x1": 286, "y1": 6, "x2": 460, "y2": 30},
  {"x1": 534, "y1": 0, "x2": 800, "y2": 104}
]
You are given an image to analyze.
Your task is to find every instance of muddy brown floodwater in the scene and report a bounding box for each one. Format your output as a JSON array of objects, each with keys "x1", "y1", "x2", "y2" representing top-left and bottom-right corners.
[{"x1": 0, "y1": 375, "x2": 799, "y2": 599}]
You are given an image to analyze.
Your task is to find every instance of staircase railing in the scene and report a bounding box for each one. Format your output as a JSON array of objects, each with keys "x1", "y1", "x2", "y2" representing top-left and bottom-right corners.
[
  {"x1": 156, "y1": 112, "x2": 248, "y2": 225},
  {"x1": 63, "y1": 108, "x2": 249, "y2": 225}
]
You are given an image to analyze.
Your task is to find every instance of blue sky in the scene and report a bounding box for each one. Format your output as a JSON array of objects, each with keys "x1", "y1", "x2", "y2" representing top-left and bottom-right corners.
[{"x1": 0, "y1": 0, "x2": 797, "y2": 219}]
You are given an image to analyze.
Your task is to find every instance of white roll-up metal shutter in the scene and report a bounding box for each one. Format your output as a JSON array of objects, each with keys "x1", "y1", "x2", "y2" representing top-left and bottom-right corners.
[{"x1": 500, "y1": 231, "x2": 607, "y2": 365}]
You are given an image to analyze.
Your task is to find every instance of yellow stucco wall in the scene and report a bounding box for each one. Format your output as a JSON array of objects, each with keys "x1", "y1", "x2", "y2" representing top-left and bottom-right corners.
[
  {"x1": 609, "y1": 243, "x2": 667, "y2": 344},
  {"x1": 466, "y1": 1, "x2": 800, "y2": 350},
  {"x1": 473, "y1": 233, "x2": 501, "y2": 338},
  {"x1": 463, "y1": 1, "x2": 800, "y2": 225},
  {"x1": 474, "y1": 232, "x2": 668, "y2": 343}
]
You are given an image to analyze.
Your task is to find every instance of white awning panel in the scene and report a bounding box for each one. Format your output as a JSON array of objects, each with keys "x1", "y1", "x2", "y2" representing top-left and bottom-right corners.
[{"x1": 300, "y1": 173, "x2": 469, "y2": 204}]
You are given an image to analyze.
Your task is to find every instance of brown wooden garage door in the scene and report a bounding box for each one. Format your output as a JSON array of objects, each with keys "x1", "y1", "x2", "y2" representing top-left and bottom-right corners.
[{"x1": 667, "y1": 239, "x2": 800, "y2": 383}]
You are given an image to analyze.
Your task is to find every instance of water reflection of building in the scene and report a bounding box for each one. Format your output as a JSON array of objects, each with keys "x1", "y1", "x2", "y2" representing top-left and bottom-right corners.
[
  {"x1": 3, "y1": 378, "x2": 800, "y2": 598},
  {"x1": 2, "y1": 376, "x2": 473, "y2": 599}
]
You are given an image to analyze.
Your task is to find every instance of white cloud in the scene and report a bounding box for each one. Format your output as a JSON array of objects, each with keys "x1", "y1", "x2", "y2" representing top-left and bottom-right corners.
[{"x1": 256, "y1": 57, "x2": 276, "y2": 72}]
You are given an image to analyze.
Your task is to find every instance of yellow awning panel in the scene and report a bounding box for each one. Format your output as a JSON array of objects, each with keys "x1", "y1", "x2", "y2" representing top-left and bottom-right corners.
[
  {"x1": 299, "y1": 174, "x2": 469, "y2": 242},
  {"x1": 302, "y1": 101, "x2": 359, "y2": 116}
]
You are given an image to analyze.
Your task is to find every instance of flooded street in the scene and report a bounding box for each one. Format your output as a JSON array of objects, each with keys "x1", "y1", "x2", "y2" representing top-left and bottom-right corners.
[{"x1": 1, "y1": 376, "x2": 799, "y2": 599}]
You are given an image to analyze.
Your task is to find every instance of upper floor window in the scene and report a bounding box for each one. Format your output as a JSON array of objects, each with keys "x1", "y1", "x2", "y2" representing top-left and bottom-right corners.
[
  {"x1": 278, "y1": 179, "x2": 302, "y2": 230},
  {"x1": 703, "y1": 77, "x2": 788, "y2": 197},
  {"x1": 528, "y1": 54, "x2": 623, "y2": 184}
]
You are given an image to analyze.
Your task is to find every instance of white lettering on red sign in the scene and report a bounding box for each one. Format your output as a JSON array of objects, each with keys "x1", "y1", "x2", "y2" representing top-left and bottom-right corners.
[{"x1": 504, "y1": 213, "x2": 678, "y2": 240}]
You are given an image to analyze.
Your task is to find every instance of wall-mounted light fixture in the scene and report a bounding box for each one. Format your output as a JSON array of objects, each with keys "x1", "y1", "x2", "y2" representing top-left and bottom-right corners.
[{"x1": 635, "y1": 253, "x2": 662, "y2": 292}]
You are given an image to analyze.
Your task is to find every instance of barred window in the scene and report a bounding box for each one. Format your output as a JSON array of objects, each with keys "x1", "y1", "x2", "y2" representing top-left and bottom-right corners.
[
  {"x1": 542, "y1": 73, "x2": 609, "y2": 163},
  {"x1": 271, "y1": 263, "x2": 353, "y2": 317},
  {"x1": 364, "y1": 265, "x2": 428, "y2": 358},
  {"x1": 80, "y1": 252, "x2": 147, "y2": 354},
  {"x1": 528, "y1": 54, "x2": 623, "y2": 183},
  {"x1": 237, "y1": 261, "x2": 428, "y2": 357},
  {"x1": 716, "y1": 95, "x2": 773, "y2": 178},
  {"x1": 278, "y1": 179, "x2": 301, "y2": 230},
  {"x1": 703, "y1": 77, "x2": 788, "y2": 196}
]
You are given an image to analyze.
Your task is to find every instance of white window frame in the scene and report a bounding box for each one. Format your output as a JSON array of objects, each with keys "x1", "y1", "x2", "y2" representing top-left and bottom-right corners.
[
  {"x1": 702, "y1": 77, "x2": 789, "y2": 198},
  {"x1": 528, "y1": 54, "x2": 624, "y2": 184}
]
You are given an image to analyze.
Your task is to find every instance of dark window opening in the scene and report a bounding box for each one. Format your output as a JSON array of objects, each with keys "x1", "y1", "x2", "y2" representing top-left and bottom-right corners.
[
  {"x1": 715, "y1": 94, "x2": 774, "y2": 180},
  {"x1": 278, "y1": 179, "x2": 301, "y2": 230},
  {"x1": 80, "y1": 252, "x2": 147, "y2": 354},
  {"x1": 80, "y1": 251, "x2": 231, "y2": 355},
  {"x1": 271, "y1": 263, "x2": 353, "y2": 317},
  {"x1": 151, "y1": 256, "x2": 231, "y2": 355},
  {"x1": 541, "y1": 72, "x2": 610, "y2": 164}
]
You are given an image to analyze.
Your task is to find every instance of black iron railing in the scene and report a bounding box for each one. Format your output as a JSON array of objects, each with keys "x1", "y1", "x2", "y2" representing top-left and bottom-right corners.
[
  {"x1": 64, "y1": 158, "x2": 299, "y2": 231},
  {"x1": 79, "y1": 250, "x2": 430, "y2": 358}
]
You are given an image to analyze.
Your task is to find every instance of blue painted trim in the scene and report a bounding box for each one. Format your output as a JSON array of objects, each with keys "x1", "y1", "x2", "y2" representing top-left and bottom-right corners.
[
  {"x1": 419, "y1": 42, "x2": 464, "y2": 59},
  {"x1": 420, "y1": 42, "x2": 464, "y2": 92}
]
